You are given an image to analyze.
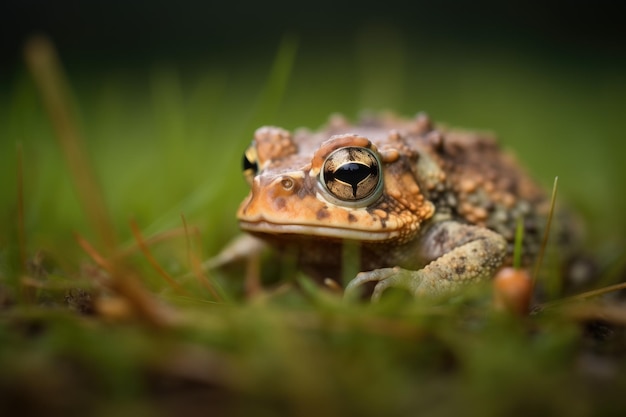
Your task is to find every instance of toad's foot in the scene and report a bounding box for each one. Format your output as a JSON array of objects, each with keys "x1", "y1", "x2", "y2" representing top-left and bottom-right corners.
[
  {"x1": 345, "y1": 221, "x2": 508, "y2": 301},
  {"x1": 346, "y1": 267, "x2": 428, "y2": 301},
  {"x1": 347, "y1": 267, "x2": 467, "y2": 301}
]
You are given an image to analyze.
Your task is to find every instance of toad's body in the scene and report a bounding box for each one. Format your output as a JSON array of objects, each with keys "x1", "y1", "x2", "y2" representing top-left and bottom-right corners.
[{"x1": 238, "y1": 113, "x2": 550, "y2": 298}]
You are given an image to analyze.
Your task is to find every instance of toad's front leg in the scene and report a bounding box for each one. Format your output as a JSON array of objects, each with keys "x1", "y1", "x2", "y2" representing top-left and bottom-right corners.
[{"x1": 345, "y1": 221, "x2": 508, "y2": 301}]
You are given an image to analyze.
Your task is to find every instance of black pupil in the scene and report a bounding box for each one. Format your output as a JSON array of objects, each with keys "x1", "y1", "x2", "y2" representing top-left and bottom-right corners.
[
  {"x1": 242, "y1": 154, "x2": 257, "y2": 173},
  {"x1": 330, "y1": 162, "x2": 375, "y2": 197}
]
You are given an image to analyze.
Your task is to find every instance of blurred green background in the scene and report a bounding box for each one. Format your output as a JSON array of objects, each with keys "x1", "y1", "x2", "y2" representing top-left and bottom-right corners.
[{"x1": 2, "y1": 2, "x2": 626, "y2": 415}]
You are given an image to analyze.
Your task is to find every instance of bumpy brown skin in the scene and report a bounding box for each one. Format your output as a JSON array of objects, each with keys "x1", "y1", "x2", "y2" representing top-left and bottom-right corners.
[{"x1": 237, "y1": 113, "x2": 549, "y2": 299}]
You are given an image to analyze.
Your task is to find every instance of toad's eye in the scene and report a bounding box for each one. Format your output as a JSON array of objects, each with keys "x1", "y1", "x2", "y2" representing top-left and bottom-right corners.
[
  {"x1": 320, "y1": 147, "x2": 383, "y2": 206},
  {"x1": 242, "y1": 145, "x2": 258, "y2": 185}
]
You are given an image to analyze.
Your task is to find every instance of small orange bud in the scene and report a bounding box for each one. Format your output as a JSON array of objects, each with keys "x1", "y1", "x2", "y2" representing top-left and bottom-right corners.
[{"x1": 493, "y1": 267, "x2": 533, "y2": 315}]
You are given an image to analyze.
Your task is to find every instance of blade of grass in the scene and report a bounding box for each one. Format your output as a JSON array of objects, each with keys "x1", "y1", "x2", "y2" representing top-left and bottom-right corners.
[
  {"x1": 129, "y1": 219, "x2": 190, "y2": 296},
  {"x1": 247, "y1": 33, "x2": 299, "y2": 130},
  {"x1": 151, "y1": 67, "x2": 187, "y2": 160},
  {"x1": 24, "y1": 36, "x2": 117, "y2": 252},
  {"x1": 540, "y1": 281, "x2": 626, "y2": 310},
  {"x1": 181, "y1": 214, "x2": 223, "y2": 301},
  {"x1": 116, "y1": 227, "x2": 189, "y2": 258},
  {"x1": 532, "y1": 176, "x2": 559, "y2": 285},
  {"x1": 356, "y1": 24, "x2": 406, "y2": 109},
  {"x1": 75, "y1": 232, "x2": 178, "y2": 327},
  {"x1": 16, "y1": 141, "x2": 36, "y2": 302},
  {"x1": 341, "y1": 240, "x2": 361, "y2": 289},
  {"x1": 16, "y1": 142, "x2": 26, "y2": 269}
]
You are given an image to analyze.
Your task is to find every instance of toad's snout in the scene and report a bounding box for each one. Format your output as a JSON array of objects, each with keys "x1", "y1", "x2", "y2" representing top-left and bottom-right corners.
[{"x1": 238, "y1": 174, "x2": 304, "y2": 219}]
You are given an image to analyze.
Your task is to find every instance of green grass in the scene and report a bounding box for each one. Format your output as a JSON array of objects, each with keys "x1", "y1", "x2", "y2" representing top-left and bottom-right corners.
[{"x1": 1, "y1": 31, "x2": 626, "y2": 416}]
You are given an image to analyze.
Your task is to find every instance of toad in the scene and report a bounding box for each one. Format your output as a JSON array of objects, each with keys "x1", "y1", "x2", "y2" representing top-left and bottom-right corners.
[{"x1": 237, "y1": 113, "x2": 551, "y2": 300}]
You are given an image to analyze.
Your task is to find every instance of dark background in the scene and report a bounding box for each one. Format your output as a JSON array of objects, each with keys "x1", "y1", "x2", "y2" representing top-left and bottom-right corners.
[{"x1": 2, "y1": 0, "x2": 625, "y2": 72}]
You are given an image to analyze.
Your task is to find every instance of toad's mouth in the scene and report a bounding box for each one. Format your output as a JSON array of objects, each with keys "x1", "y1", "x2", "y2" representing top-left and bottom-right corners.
[{"x1": 239, "y1": 220, "x2": 399, "y2": 241}]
